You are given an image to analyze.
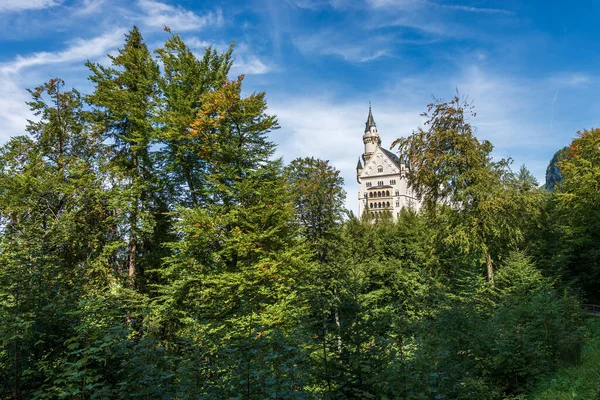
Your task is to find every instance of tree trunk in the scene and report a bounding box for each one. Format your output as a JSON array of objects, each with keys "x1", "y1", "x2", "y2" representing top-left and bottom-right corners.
[
  {"x1": 334, "y1": 288, "x2": 342, "y2": 357},
  {"x1": 485, "y1": 249, "x2": 494, "y2": 284},
  {"x1": 335, "y1": 311, "x2": 342, "y2": 356},
  {"x1": 322, "y1": 316, "x2": 332, "y2": 394},
  {"x1": 128, "y1": 153, "x2": 139, "y2": 286},
  {"x1": 128, "y1": 199, "x2": 137, "y2": 285},
  {"x1": 480, "y1": 229, "x2": 494, "y2": 285},
  {"x1": 13, "y1": 335, "x2": 19, "y2": 400}
]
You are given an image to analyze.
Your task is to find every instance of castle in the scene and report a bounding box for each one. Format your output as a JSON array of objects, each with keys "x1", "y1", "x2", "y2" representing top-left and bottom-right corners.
[{"x1": 356, "y1": 106, "x2": 419, "y2": 219}]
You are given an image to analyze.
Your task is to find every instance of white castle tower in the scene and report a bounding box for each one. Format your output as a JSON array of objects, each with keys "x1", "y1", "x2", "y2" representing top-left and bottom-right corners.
[{"x1": 356, "y1": 106, "x2": 419, "y2": 219}]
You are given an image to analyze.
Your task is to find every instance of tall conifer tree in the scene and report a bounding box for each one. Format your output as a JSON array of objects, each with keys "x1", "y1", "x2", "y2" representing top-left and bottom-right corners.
[
  {"x1": 86, "y1": 27, "x2": 160, "y2": 287},
  {"x1": 156, "y1": 31, "x2": 233, "y2": 207}
]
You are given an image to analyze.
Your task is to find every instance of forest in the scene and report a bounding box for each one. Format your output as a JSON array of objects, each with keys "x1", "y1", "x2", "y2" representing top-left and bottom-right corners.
[{"x1": 1, "y1": 26, "x2": 599, "y2": 399}]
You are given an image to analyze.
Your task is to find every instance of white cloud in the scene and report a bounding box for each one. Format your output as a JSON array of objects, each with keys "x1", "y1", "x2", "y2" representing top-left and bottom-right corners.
[
  {"x1": 0, "y1": 0, "x2": 62, "y2": 12},
  {"x1": 73, "y1": 0, "x2": 106, "y2": 16},
  {"x1": 186, "y1": 37, "x2": 215, "y2": 50},
  {"x1": 294, "y1": 32, "x2": 390, "y2": 62},
  {"x1": 0, "y1": 78, "x2": 30, "y2": 142},
  {"x1": 0, "y1": 30, "x2": 125, "y2": 74},
  {"x1": 283, "y1": 0, "x2": 349, "y2": 9},
  {"x1": 283, "y1": 0, "x2": 329, "y2": 9},
  {"x1": 0, "y1": 29, "x2": 126, "y2": 143},
  {"x1": 365, "y1": 0, "x2": 510, "y2": 40},
  {"x1": 367, "y1": 0, "x2": 511, "y2": 14},
  {"x1": 366, "y1": 0, "x2": 421, "y2": 9},
  {"x1": 438, "y1": 3, "x2": 510, "y2": 15},
  {"x1": 137, "y1": 0, "x2": 223, "y2": 32},
  {"x1": 232, "y1": 55, "x2": 271, "y2": 75},
  {"x1": 550, "y1": 72, "x2": 591, "y2": 86},
  {"x1": 187, "y1": 40, "x2": 271, "y2": 76}
]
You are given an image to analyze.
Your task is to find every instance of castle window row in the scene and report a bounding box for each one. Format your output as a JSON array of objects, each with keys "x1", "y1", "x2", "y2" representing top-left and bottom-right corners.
[
  {"x1": 390, "y1": 179, "x2": 396, "y2": 185},
  {"x1": 369, "y1": 201, "x2": 391, "y2": 209},
  {"x1": 368, "y1": 190, "x2": 391, "y2": 198}
]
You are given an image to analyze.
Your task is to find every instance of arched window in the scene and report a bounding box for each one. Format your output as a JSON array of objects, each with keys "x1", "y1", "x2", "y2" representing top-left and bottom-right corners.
[
  {"x1": 386, "y1": 190, "x2": 390, "y2": 196},
  {"x1": 378, "y1": 202, "x2": 382, "y2": 208},
  {"x1": 369, "y1": 192, "x2": 372, "y2": 198},
  {"x1": 386, "y1": 201, "x2": 390, "y2": 207},
  {"x1": 377, "y1": 165, "x2": 383, "y2": 173}
]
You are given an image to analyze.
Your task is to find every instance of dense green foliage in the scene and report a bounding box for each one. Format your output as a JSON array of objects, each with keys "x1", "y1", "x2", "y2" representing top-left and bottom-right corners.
[
  {"x1": 0, "y1": 28, "x2": 597, "y2": 399},
  {"x1": 528, "y1": 317, "x2": 600, "y2": 399}
]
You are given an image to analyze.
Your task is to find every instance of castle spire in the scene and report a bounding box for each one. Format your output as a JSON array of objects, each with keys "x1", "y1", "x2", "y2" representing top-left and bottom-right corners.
[
  {"x1": 365, "y1": 103, "x2": 376, "y2": 133},
  {"x1": 362, "y1": 104, "x2": 381, "y2": 162}
]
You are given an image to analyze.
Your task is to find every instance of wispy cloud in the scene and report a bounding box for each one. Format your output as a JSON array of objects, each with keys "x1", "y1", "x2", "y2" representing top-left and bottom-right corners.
[
  {"x1": 232, "y1": 55, "x2": 271, "y2": 75},
  {"x1": 72, "y1": 0, "x2": 106, "y2": 16},
  {"x1": 0, "y1": 29, "x2": 126, "y2": 143},
  {"x1": 294, "y1": 32, "x2": 390, "y2": 62},
  {"x1": 367, "y1": 0, "x2": 421, "y2": 10},
  {"x1": 0, "y1": 0, "x2": 62, "y2": 12},
  {"x1": 186, "y1": 37, "x2": 216, "y2": 50},
  {"x1": 366, "y1": 0, "x2": 511, "y2": 40},
  {"x1": 367, "y1": 0, "x2": 511, "y2": 14},
  {"x1": 437, "y1": 3, "x2": 511, "y2": 15},
  {"x1": 283, "y1": 0, "x2": 329, "y2": 9},
  {"x1": 186, "y1": 39, "x2": 271, "y2": 76},
  {"x1": 0, "y1": 78, "x2": 30, "y2": 142},
  {"x1": 0, "y1": 30, "x2": 126, "y2": 74},
  {"x1": 137, "y1": 0, "x2": 223, "y2": 32},
  {"x1": 550, "y1": 72, "x2": 591, "y2": 86}
]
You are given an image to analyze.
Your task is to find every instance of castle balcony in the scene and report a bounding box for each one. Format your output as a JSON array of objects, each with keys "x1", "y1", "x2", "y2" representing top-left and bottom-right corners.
[
  {"x1": 367, "y1": 186, "x2": 393, "y2": 199},
  {"x1": 368, "y1": 199, "x2": 393, "y2": 210}
]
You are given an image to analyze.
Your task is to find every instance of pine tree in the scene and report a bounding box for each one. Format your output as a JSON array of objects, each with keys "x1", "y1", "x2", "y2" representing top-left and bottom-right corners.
[
  {"x1": 0, "y1": 79, "x2": 109, "y2": 398},
  {"x1": 86, "y1": 27, "x2": 161, "y2": 287},
  {"x1": 156, "y1": 30, "x2": 233, "y2": 207}
]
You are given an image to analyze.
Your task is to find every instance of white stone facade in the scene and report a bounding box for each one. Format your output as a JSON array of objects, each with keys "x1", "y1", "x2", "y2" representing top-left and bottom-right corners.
[{"x1": 356, "y1": 107, "x2": 419, "y2": 219}]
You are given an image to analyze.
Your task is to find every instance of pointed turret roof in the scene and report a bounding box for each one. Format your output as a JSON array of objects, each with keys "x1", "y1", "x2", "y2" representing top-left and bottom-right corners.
[
  {"x1": 364, "y1": 104, "x2": 376, "y2": 133},
  {"x1": 356, "y1": 157, "x2": 363, "y2": 170}
]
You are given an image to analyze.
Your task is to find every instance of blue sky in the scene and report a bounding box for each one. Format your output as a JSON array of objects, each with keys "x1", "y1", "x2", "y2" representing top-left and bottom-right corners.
[{"x1": 1, "y1": 0, "x2": 599, "y2": 213}]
